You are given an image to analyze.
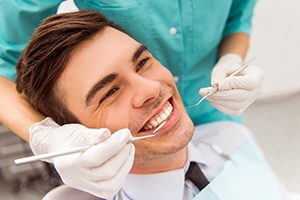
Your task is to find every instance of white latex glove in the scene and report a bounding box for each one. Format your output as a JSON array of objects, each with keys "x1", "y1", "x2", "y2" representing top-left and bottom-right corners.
[
  {"x1": 199, "y1": 54, "x2": 264, "y2": 116},
  {"x1": 29, "y1": 117, "x2": 135, "y2": 199}
]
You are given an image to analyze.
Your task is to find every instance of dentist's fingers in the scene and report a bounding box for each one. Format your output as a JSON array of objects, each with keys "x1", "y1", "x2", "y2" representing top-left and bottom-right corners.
[
  {"x1": 53, "y1": 128, "x2": 135, "y2": 199},
  {"x1": 79, "y1": 128, "x2": 131, "y2": 168},
  {"x1": 217, "y1": 66, "x2": 264, "y2": 91}
]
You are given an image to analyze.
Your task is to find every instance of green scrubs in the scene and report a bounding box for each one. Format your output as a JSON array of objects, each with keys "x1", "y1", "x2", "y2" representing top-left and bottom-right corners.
[{"x1": 0, "y1": 0, "x2": 256, "y2": 125}]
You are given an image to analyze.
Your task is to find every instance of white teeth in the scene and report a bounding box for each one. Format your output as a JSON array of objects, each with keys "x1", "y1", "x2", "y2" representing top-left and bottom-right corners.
[
  {"x1": 150, "y1": 120, "x2": 159, "y2": 128},
  {"x1": 160, "y1": 113, "x2": 167, "y2": 121},
  {"x1": 157, "y1": 116, "x2": 163, "y2": 124},
  {"x1": 164, "y1": 108, "x2": 171, "y2": 117},
  {"x1": 143, "y1": 102, "x2": 173, "y2": 131},
  {"x1": 167, "y1": 105, "x2": 172, "y2": 113}
]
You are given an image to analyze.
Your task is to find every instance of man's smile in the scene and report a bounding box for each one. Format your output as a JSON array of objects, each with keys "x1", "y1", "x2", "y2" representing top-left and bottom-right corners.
[{"x1": 141, "y1": 100, "x2": 173, "y2": 131}]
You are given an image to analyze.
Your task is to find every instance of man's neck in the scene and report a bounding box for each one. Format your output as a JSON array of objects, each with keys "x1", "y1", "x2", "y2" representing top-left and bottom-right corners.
[{"x1": 130, "y1": 147, "x2": 188, "y2": 174}]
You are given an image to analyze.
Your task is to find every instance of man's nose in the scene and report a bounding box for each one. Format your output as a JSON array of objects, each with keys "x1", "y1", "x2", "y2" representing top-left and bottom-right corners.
[{"x1": 130, "y1": 76, "x2": 160, "y2": 108}]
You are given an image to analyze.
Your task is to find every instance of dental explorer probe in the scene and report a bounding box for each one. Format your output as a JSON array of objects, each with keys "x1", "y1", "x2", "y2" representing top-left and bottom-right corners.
[
  {"x1": 186, "y1": 56, "x2": 258, "y2": 109},
  {"x1": 14, "y1": 121, "x2": 167, "y2": 165}
]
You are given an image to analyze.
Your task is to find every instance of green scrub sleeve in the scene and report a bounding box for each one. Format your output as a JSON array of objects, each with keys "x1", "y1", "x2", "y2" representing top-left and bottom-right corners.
[
  {"x1": 222, "y1": 0, "x2": 257, "y2": 38},
  {"x1": 0, "y1": 0, "x2": 63, "y2": 81}
]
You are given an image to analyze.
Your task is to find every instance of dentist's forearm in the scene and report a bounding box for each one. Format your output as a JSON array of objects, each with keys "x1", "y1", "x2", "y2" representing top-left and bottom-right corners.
[
  {"x1": 218, "y1": 32, "x2": 250, "y2": 60},
  {"x1": 0, "y1": 76, "x2": 44, "y2": 141}
]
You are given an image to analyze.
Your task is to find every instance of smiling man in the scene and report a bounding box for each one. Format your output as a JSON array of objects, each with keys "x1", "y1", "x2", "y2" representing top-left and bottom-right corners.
[
  {"x1": 16, "y1": 10, "x2": 289, "y2": 200},
  {"x1": 53, "y1": 24, "x2": 194, "y2": 173}
]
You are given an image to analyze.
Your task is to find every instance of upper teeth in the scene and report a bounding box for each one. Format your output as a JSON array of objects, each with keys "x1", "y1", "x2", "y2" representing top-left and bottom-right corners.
[{"x1": 143, "y1": 102, "x2": 173, "y2": 131}]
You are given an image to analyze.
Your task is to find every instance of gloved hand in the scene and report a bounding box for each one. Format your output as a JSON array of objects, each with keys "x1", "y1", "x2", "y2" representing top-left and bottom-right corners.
[
  {"x1": 29, "y1": 117, "x2": 135, "y2": 199},
  {"x1": 199, "y1": 54, "x2": 264, "y2": 116}
]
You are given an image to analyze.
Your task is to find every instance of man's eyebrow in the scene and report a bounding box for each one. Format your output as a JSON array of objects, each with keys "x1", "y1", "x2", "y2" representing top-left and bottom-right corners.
[
  {"x1": 85, "y1": 73, "x2": 118, "y2": 106},
  {"x1": 132, "y1": 44, "x2": 148, "y2": 63},
  {"x1": 85, "y1": 45, "x2": 147, "y2": 106}
]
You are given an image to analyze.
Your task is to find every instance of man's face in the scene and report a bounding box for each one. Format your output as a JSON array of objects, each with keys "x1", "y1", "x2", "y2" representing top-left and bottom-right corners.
[{"x1": 57, "y1": 27, "x2": 194, "y2": 165}]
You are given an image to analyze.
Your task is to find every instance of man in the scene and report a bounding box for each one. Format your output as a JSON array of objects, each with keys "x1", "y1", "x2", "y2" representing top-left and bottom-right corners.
[{"x1": 16, "y1": 10, "x2": 288, "y2": 200}]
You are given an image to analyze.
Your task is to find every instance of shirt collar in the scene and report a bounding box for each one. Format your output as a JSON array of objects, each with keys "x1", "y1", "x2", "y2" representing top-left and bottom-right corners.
[
  {"x1": 121, "y1": 142, "x2": 208, "y2": 199},
  {"x1": 184, "y1": 143, "x2": 209, "y2": 172},
  {"x1": 122, "y1": 168, "x2": 186, "y2": 200}
]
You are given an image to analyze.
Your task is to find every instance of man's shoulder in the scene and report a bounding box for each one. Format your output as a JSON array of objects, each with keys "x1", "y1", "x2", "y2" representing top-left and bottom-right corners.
[{"x1": 191, "y1": 121, "x2": 255, "y2": 155}]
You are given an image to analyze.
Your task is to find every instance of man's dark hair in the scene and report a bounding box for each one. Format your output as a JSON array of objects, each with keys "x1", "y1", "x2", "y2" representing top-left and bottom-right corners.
[{"x1": 16, "y1": 10, "x2": 125, "y2": 125}]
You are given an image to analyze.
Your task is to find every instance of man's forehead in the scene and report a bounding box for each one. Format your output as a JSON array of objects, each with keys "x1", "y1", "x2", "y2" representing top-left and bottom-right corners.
[
  {"x1": 66, "y1": 27, "x2": 140, "y2": 70},
  {"x1": 77, "y1": 26, "x2": 139, "y2": 53},
  {"x1": 100, "y1": 26, "x2": 139, "y2": 47}
]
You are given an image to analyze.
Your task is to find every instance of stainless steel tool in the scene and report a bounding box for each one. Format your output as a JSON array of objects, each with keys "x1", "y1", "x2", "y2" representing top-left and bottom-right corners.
[
  {"x1": 186, "y1": 56, "x2": 257, "y2": 109},
  {"x1": 14, "y1": 121, "x2": 167, "y2": 165}
]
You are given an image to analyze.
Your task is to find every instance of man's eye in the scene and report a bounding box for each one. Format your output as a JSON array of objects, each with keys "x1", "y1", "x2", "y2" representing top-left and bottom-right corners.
[
  {"x1": 100, "y1": 88, "x2": 119, "y2": 104},
  {"x1": 136, "y1": 58, "x2": 150, "y2": 72}
]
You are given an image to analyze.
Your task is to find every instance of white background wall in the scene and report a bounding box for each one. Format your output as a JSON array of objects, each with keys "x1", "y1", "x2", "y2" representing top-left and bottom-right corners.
[
  {"x1": 245, "y1": 0, "x2": 300, "y2": 194},
  {"x1": 247, "y1": 0, "x2": 300, "y2": 100}
]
